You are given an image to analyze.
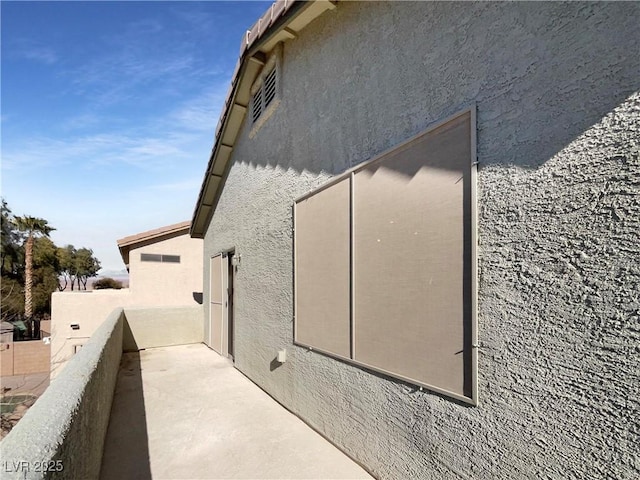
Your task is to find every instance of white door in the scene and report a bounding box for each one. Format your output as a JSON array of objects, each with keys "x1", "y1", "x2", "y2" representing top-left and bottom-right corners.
[{"x1": 209, "y1": 254, "x2": 224, "y2": 354}]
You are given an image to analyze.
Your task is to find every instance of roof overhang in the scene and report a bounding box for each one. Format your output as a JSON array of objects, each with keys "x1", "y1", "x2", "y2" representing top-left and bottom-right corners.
[
  {"x1": 190, "y1": 0, "x2": 338, "y2": 238},
  {"x1": 117, "y1": 221, "x2": 191, "y2": 267}
]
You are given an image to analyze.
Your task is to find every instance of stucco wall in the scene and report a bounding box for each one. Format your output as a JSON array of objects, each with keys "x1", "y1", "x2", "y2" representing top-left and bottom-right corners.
[
  {"x1": 51, "y1": 233, "x2": 203, "y2": 377},
  {"x1": 128, "y1": 232, "x2": 203, "y2": 303},
  {"x1": 51, "y1": 291, "x2": 204, "y2": 377},
  {"x1": 0, "y1": 308, "x2": 123, "y2": 480},
  {"x1": 51, "y1": 290, "x2": 133, "y2": 377},
  {"x1": 122, "y1": 305, "x2": 203, "y2": 352},
  {"x1": 203, "y1": 2, "x2": 639, "y2": 479}
]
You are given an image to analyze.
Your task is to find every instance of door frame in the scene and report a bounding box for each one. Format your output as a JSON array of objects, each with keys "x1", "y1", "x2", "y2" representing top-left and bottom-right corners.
[
  {"x1": 208, "y1": 254, "x2": 224, "y2": 354},
  {"x1": 209, "y1": 250, "x2": 235, "y2": 359}
]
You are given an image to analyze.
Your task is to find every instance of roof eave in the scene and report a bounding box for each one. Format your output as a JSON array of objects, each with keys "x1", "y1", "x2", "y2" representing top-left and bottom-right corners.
[
  {"x1": 190, "y1": 0, "x2": 338, "y2": 238},
  {"x1": 116, "y1": 220, "x2": 191, "y2": 265}
]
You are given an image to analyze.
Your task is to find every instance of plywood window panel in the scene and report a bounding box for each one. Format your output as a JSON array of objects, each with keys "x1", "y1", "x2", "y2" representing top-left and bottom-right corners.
[
  {"x1": 294, "y1": 177, "x2": 351, "y2": 359},
  {"x1": 293, "y1": 107, "x2": 476, "y2": 404},
  {"x1": 353, "y1": 111, "x2": 473, "y2": 399}
]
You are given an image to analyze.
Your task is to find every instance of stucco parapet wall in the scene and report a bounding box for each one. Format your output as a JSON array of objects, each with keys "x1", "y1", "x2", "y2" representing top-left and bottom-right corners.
[
  {"x1": 53, "y1": 288, "x2": 131, "y2": 297},
  {"x1": 122, "y1": 305, "x2": 204, "y2": 351},
  {"x1": 0, "y1": 308, "x2": 124, "y2": 479}
]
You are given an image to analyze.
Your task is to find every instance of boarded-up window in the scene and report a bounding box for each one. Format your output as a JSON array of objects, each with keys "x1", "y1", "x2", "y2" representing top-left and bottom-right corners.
[
  {"x1": 295, "y1": 177, "x2": 351, "y2": 359},
  {"x1": 294, "y1": 108, "x2": 477, "y2": 403}
]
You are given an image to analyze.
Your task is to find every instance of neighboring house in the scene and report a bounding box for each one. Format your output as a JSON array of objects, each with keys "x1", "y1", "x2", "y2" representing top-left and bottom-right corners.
[
  {"x1": 190, "y1": 1, "x2": 639, "y2": 479},
  {"x1": 117, "y1": 221, "x2": 202, "y2": 304},
  {"x1": 50, "y1": 221, "x2": 203, "y2": 376}
]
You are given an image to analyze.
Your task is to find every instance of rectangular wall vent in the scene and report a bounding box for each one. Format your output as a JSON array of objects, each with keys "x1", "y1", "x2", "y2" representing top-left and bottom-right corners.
[
  {"x1": 264, "y1": 68, "x2": 277, "y2": 108},
  {"x1": 141, "y1": 253, "x2": 181, "y2": 263}
]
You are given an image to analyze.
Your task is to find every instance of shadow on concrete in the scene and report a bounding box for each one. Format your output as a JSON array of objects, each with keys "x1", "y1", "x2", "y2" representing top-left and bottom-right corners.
[
  {"x1": 100, "y1": 352, "x2": 151, "y2": 480},
  {"x1": 121, "y1": 315, "x2": 138, "y2": 353}
]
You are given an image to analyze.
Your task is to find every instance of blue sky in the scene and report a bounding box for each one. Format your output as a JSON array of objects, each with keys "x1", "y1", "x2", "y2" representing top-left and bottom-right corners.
[{"x1": 1, "y1": 0, "x2": 272, "y2": 272}]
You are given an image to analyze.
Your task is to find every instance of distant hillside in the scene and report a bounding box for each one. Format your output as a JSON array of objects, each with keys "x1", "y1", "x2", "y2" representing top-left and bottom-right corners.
[{"x1": 59, "y1": 271, "x2": 129, "y2": 291}]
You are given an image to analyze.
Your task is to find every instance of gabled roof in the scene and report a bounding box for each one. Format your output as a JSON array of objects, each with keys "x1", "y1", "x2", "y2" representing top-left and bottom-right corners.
[
  {"x1": 117, "y1": 221, "x2": 191, "y2": 267},
  {"x1": 190, "y1": 0, "x2": 338, "y2": 238}
]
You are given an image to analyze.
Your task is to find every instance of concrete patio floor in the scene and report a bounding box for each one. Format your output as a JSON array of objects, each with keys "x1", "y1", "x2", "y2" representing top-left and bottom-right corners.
[{"x1": 100, "y1": 344, "x2": 372, "y2": 479}]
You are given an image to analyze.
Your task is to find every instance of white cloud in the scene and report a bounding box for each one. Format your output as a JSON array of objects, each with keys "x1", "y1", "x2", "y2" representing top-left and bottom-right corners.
[
  {"x1": 7, "y1": 37, "x2": 58, "y2": 65},
  {"x1": 0, "y1": 7, "x2": 248, "y2": 270},
  {"x1": 2, "y1": 130, "x2": 199, "y2": 172},
  {"x1": 167, "y1": 86, "x2": 226, "y2": 132},
  {"x1": 11, "y1": 41, "x2": 57, "y2": 66},
  {"x1": 67, "y1": 53, "x2": 197, "y2": 106},
  {"x1": 22, "y1": 47, "x2": 58, "y2": 65},
  {"x1": 61, "y1": 14, "x2": 218, "y2": 108},
  {"x1": 60, "y1": 113, "x2": 102, "y2": 131}
]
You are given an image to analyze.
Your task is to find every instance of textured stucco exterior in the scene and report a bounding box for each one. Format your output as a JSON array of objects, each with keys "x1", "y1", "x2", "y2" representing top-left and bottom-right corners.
[
  {"x1": 127, "y1": 231, "x2": 203, "y2": 302},
  {"x1": 51, "y1": 231, "x2": 203, "y2": 377},
  {"x1": 0, "y1": 309, "x2": 124, "y2": 480},
  {"x1": 0, "y1": 306, "x2": 208, "y2": 479},
  {"x1": 200, "y1": 2, "x2": 639, "y2": 479},
  {"x1": 122, "y1": 305, "x2": 203, "y2": 352}
]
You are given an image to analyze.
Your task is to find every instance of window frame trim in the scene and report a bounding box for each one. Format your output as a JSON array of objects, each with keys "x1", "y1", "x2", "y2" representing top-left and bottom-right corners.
[
  {"x1": 292, "y1": 104, "x2": 478, "y2": 405},
  {"x1": 140, "y1": 253, "x2": 182, "y2": 264}
]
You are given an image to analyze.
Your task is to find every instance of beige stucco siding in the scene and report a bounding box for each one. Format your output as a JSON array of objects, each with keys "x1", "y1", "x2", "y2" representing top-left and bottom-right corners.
[
  {"x1": 51, "y1": 233, "x2": 203, "y2": 377},
  {"x1": 128, "y1": 233, "x2": 203, "y2": 304},
  {"x1": 202, "y1": 2, "x2": 639, "y2": 479}
]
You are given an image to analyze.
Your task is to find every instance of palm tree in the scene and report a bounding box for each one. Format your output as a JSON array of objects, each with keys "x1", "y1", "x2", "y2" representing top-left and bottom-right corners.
[{"x1": 14, "y1": 216, "x2": 55, "y2": 320}]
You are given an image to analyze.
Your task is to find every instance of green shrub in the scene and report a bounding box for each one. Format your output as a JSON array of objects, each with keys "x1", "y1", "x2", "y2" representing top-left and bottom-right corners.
[{"x1": 93, "y1": 277, "x2": 123, "y2": 290}]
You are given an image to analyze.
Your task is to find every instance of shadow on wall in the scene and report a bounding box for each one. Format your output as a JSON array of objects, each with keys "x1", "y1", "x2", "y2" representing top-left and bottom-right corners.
[
  {"x1": 122, "y1": 319, "x2": 138, "y2": 353},
  {"x1": 238, "y1": 88, "x2": 640, "y2": 177},
  {"x1": 270, "y1": 356, "x2": 283, "y2": 372},
  {"x1": 100, "y1": 352, "x2": 151, "y2": 480},
  {"x1": 233, "y1": 2, "x2": 638, "y2": 176}
]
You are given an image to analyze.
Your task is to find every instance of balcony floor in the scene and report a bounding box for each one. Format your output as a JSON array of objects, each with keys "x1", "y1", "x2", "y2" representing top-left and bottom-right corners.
[{"x1": 100, "y1": 344, "x2": 371, "y2": 479}]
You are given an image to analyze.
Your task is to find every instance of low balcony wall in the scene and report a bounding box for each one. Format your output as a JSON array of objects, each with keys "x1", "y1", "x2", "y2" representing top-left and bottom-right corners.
[
  {"x1": 122, "y1": 305, "x2": 203, "y2": 351},
  {"x1": 0, "y1": 308, "x2": 124, "y2": 479},
  {"x1": 51, "y1": 291, "x2": 204, "y2": 378},
  {"x1": 50, "y1": 290, "x2": 133, "y2": 378},
  {"x1": 0, "y1": 305, "x2": 204, "y2": 479}
]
